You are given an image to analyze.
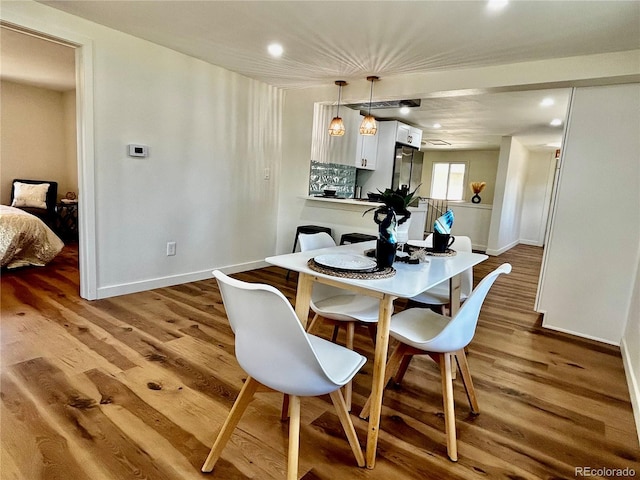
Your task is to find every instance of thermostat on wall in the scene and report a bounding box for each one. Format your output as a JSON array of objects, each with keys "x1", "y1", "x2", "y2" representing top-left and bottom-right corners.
[{"x1": 128, "y1": 144, "x2": 148, "y2": 157}]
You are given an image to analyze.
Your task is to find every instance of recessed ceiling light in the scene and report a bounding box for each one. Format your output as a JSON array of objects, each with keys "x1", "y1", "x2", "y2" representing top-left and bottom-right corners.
[
  {"x1": 487, "y1": 0, "x2": 508, "y2": 10},
  {"x1": 399, "y1": 106, "x2": 410, "y2": 115},
  {"x1": 433, "y1": 123, "x2": 442, "y2": 129},
  {"x1": 267, "y1": 43, "x2": 283, "y2": 57},
  {"x1": 540, "y1": 97, "x2": 555, "y2": 107},
  {"x1": 550, "y1": 118, "x2": 562, "y2": 126}
]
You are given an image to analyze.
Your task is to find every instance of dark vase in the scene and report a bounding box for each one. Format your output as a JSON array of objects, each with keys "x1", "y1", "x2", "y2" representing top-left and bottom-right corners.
[
  {"x1": 374, "y1": 207, "x2": 397, "y2": 269},
  {"x1": 471, "y1": 193, "x2": 481, "y2": 204},
  {"x1": 376, "y1": 238, "x2": 396, "y2": 268}
]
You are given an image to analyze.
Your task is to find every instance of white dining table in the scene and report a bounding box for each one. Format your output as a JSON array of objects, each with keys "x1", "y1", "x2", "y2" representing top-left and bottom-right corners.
[{"x1": 265, "y1": 240, "x2": 488, "y2": 469}]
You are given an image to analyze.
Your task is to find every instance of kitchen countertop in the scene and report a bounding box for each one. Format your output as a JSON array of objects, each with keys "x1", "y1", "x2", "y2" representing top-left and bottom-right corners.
[{"x1": 303, "y1": 195, "x2": 428, "y2": 211}]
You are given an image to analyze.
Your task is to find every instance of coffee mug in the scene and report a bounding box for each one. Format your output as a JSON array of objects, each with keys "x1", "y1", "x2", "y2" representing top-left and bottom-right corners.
[{"x1": 433, "y1": 232, "x2": 455, "y2": 253}]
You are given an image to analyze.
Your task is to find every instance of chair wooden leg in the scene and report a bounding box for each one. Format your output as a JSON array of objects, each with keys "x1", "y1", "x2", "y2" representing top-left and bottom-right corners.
[
  {"x1": 455, "y1": 349, "x2": 479, "y2": 414},
  {"x1": 287, "y1": 395, "x2": 301, "y2": 480},
  {"x1": 329, "y1": 389, "x2": 365, "y2": 467},
  {"x1": 392, "y1": 354, "x2": 413, "y2": 385},
  {"x1": 306, "y1": 313, "x2": 320, "y2": 334},
  {"x1": 202, "y1": 376, "x2": 260, "y2": 472},
  {"x1": 360, "y1": 343, "x2": 410, "y2": 419},
  {"x1": 438, "y1": 353, "x2": 458, "y2": 462},
  {"x1": 344, "y1": 321, "x2": 355, "y2": 411}
]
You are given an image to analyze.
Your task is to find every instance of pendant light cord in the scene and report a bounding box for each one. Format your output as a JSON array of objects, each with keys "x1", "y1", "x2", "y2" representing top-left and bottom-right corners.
[{"x1": 367, "y1": 79, "x2": 374, "y2": 115}]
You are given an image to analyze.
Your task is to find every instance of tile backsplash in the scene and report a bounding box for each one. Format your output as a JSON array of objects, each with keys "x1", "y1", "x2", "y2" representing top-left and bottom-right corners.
[{"x1": 309, "y1": 161, "x2": 356, "y2": 197}]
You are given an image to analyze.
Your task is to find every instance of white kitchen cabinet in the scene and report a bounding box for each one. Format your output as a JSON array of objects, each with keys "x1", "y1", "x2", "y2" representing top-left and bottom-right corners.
[
  {"x1": 355, "y1": 127, "x2": 379, "y2": 170},
  {"x1": 396, "y1": 122, "x2": 423, "y2": 148}
]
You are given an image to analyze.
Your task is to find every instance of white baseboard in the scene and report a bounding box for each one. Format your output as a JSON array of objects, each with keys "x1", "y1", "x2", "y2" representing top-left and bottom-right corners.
[
  {"x1": 96, "y1": 260, "x2": 269, "y2": 299},
  {"x1": 485, "y1": 239, "x2": 520, "y2": 256},
  {"x1": 621, "y1": 337, "x2": 640, "y2": 445},
  {"x1": 519, "y1": 239, "x2": 544, "y2": 247},
  {"x1": 540, "y1": 322, "x2": 620, "y2": 346}
]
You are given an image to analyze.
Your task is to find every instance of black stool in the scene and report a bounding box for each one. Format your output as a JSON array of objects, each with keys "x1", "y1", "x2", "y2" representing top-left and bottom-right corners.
[
  {"x1": 286, "y1": 225, "x2": 333, "y2": 281},
  {"x1": 340, "y1": 233, "x2": 377, "y2": 245}
]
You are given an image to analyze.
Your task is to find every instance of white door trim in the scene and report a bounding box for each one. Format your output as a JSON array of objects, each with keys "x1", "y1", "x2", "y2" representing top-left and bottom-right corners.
[{"x1": 1, "y1": 12, "x2": 97, "y2": 299}]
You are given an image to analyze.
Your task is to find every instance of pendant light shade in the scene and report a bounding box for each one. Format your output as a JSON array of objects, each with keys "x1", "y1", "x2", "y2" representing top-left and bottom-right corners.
[
  {"x1": 329, "y1": 80, "x2": 347, "y2": 136},
  {"x1": 360, "y1": 76, "x2": 379, "y2": 135}
]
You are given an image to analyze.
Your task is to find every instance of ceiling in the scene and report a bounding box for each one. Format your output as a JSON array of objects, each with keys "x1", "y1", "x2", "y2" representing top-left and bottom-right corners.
[
  {"x1": 4, "y1": 1, "x2": 639, "y2": 150},
  {"x1": 36, "y1": 0, "x2": 640, "y2": 89},
  {"x1": 0, "y1": 27, "x2": 75, "y2": 91},
  {"x1": 354, "y1": 88, "x2": 572, "y2": 150}
]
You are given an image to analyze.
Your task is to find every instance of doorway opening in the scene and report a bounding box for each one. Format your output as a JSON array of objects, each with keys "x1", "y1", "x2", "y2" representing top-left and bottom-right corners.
[{"x1": 0, "y1": 21, "x2": 96, "y2": 299}]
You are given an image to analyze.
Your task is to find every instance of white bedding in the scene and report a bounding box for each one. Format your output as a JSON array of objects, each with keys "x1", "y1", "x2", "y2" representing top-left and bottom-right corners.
[{"x1": 0, "y1": 205, "x2": 64, "y2": 269}]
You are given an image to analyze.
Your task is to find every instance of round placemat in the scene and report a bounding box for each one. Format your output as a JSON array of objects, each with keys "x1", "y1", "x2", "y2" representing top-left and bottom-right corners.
[
  {"x1": 307, "y1": 259, "x2": 395, "y2": 279},
  {"x1": 405, "y1": 245, "x2": 457, "y2": 257},
  {"x1": 423, "y1": 248, "x2": 457, "y2": 257}
]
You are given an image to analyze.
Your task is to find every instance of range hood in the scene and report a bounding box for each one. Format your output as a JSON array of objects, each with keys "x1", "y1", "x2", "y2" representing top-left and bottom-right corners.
[{"x1": 344, "y1": 99, "x2": 421, "y2": 110}]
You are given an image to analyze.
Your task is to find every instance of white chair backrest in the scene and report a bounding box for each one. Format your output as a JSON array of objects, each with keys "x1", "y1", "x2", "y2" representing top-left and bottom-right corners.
[
  {"x1": 297, "y1": 232, "x2": 344, "y2": 304},
  {"x1": 298, "y1": 232, "x2": 336, "y2": 251},
  {"x1": 213, "y1": 270, "x2": 349, "y2": 396},
  {"x1": 424, "y1": 234, "x2": 474, "y2": 297},
  {"x1": 425, "y1": 263, "x2": 511, "y2": 352}
]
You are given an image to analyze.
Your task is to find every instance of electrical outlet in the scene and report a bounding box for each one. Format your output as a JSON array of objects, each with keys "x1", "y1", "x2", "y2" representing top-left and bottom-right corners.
[{"x1": 167, "y1": 242, "x2": 176, "y2": 256}]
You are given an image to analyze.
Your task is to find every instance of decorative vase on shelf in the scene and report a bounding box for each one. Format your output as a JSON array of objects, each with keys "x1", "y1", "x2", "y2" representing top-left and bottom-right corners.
[{"x1": 470, "y1": 181, "x2": 486, "y2": 204}]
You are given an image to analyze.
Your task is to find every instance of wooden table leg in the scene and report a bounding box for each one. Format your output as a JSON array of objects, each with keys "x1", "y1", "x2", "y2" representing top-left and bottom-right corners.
[
  {"x1": 294, "y1": 273, "x2": 314, "y2": 328},
  {"x1": 364, "y1": 293, "x2": 396, "y2": 469}
]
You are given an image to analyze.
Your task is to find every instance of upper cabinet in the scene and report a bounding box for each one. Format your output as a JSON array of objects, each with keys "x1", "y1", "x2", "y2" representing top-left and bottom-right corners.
[
  {"x1": 355, "y1": 116, "x2": 379, "y2": 170},
  {"x1": 310, "y1": 103, "x2": 422, "y2": 168},
  {"x1": 396, "y1": 123, "x2": 423, "y2": 148}
]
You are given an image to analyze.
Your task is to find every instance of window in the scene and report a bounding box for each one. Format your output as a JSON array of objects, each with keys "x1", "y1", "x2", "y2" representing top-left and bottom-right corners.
[{"x1": 431, "y1": 162, "x2": 466, "y2": 200}]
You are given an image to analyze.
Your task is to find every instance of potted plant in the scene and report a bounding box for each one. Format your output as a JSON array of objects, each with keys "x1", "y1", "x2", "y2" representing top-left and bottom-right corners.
[{"x1": 363, "y1": 185, "x2": 420, "y2": 268}]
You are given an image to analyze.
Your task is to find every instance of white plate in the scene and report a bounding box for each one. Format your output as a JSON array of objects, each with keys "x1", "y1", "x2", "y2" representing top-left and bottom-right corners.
[{"x1": 314, "y1": 254, "x2": 377, "y2": 271}]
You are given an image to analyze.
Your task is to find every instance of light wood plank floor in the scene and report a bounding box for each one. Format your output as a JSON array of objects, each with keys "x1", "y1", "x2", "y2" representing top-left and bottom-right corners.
[{"x1": 1, "y1": 244, "x2": 638, "y2": 479}]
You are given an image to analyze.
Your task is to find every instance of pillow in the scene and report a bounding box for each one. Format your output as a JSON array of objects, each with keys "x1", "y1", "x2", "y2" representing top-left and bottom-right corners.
[{"x1": 11, "y1": 182, "x2": 50, "y2": 209}]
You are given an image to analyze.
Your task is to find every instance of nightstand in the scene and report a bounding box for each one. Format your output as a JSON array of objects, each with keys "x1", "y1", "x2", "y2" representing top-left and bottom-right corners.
[{"x1": 55, "y1": 202, "x2": 78, "y2": 241}]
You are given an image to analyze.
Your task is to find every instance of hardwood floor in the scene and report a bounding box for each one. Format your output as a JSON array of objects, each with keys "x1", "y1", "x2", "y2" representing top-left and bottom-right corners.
[{"x1": 1, "y1": 243, "x2": 638, "y2": 479}]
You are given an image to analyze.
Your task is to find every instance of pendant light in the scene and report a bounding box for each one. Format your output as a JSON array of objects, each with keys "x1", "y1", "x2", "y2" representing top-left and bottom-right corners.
[
  {"x1": 359, "y1": 76, "x2": 379, "y2": 135},
  {"x1": 328, "y1": 80, "x2": 347, "y2": 136}
]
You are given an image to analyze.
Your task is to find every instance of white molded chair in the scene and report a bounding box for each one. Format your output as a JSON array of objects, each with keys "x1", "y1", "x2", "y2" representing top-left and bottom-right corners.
[
  {"x1": 202, "y1": 271, "x2": 366, "y2": 479},
  {"x1": 361, "y1": 263, "x2": 511, "y2": 462},
  {"x1": 298, "y1": 232, "x2": 381, "y2": 410},
  {"x1": 409, "y1": 235, "x2": 474, "y2": 311}
]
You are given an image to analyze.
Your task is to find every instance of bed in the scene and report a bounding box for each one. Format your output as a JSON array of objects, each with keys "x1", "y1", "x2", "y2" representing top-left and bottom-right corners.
[{"x1": 0, "y1": 205, "x2": 65, "y2": 269}]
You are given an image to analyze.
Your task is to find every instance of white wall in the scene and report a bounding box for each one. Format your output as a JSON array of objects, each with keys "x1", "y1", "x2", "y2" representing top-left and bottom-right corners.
[
  {"x1": 62, "y1": 90, "x2": 78, "y2": 199},
  {"x1": 519, "y1": 151, "x2": 556, "y2": 246},
  {"x1": 537, "y1": 83, "x2": 640, "y2": 345},
  {"x1": 486, "y1": 137, "x2": 528, "y2": 255},
  {"x1": 449, "y1": 203, "x2": 493, "y2": 251},
  {"x1": 421, "y1": 149, "x2": 500, "y2": 203},
  {"x1": 0, "y1": 80, "x2": 77, "y2": 203},
  {"x1": 2, "y1": 2, "x2": 283, "y2": 298}
]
